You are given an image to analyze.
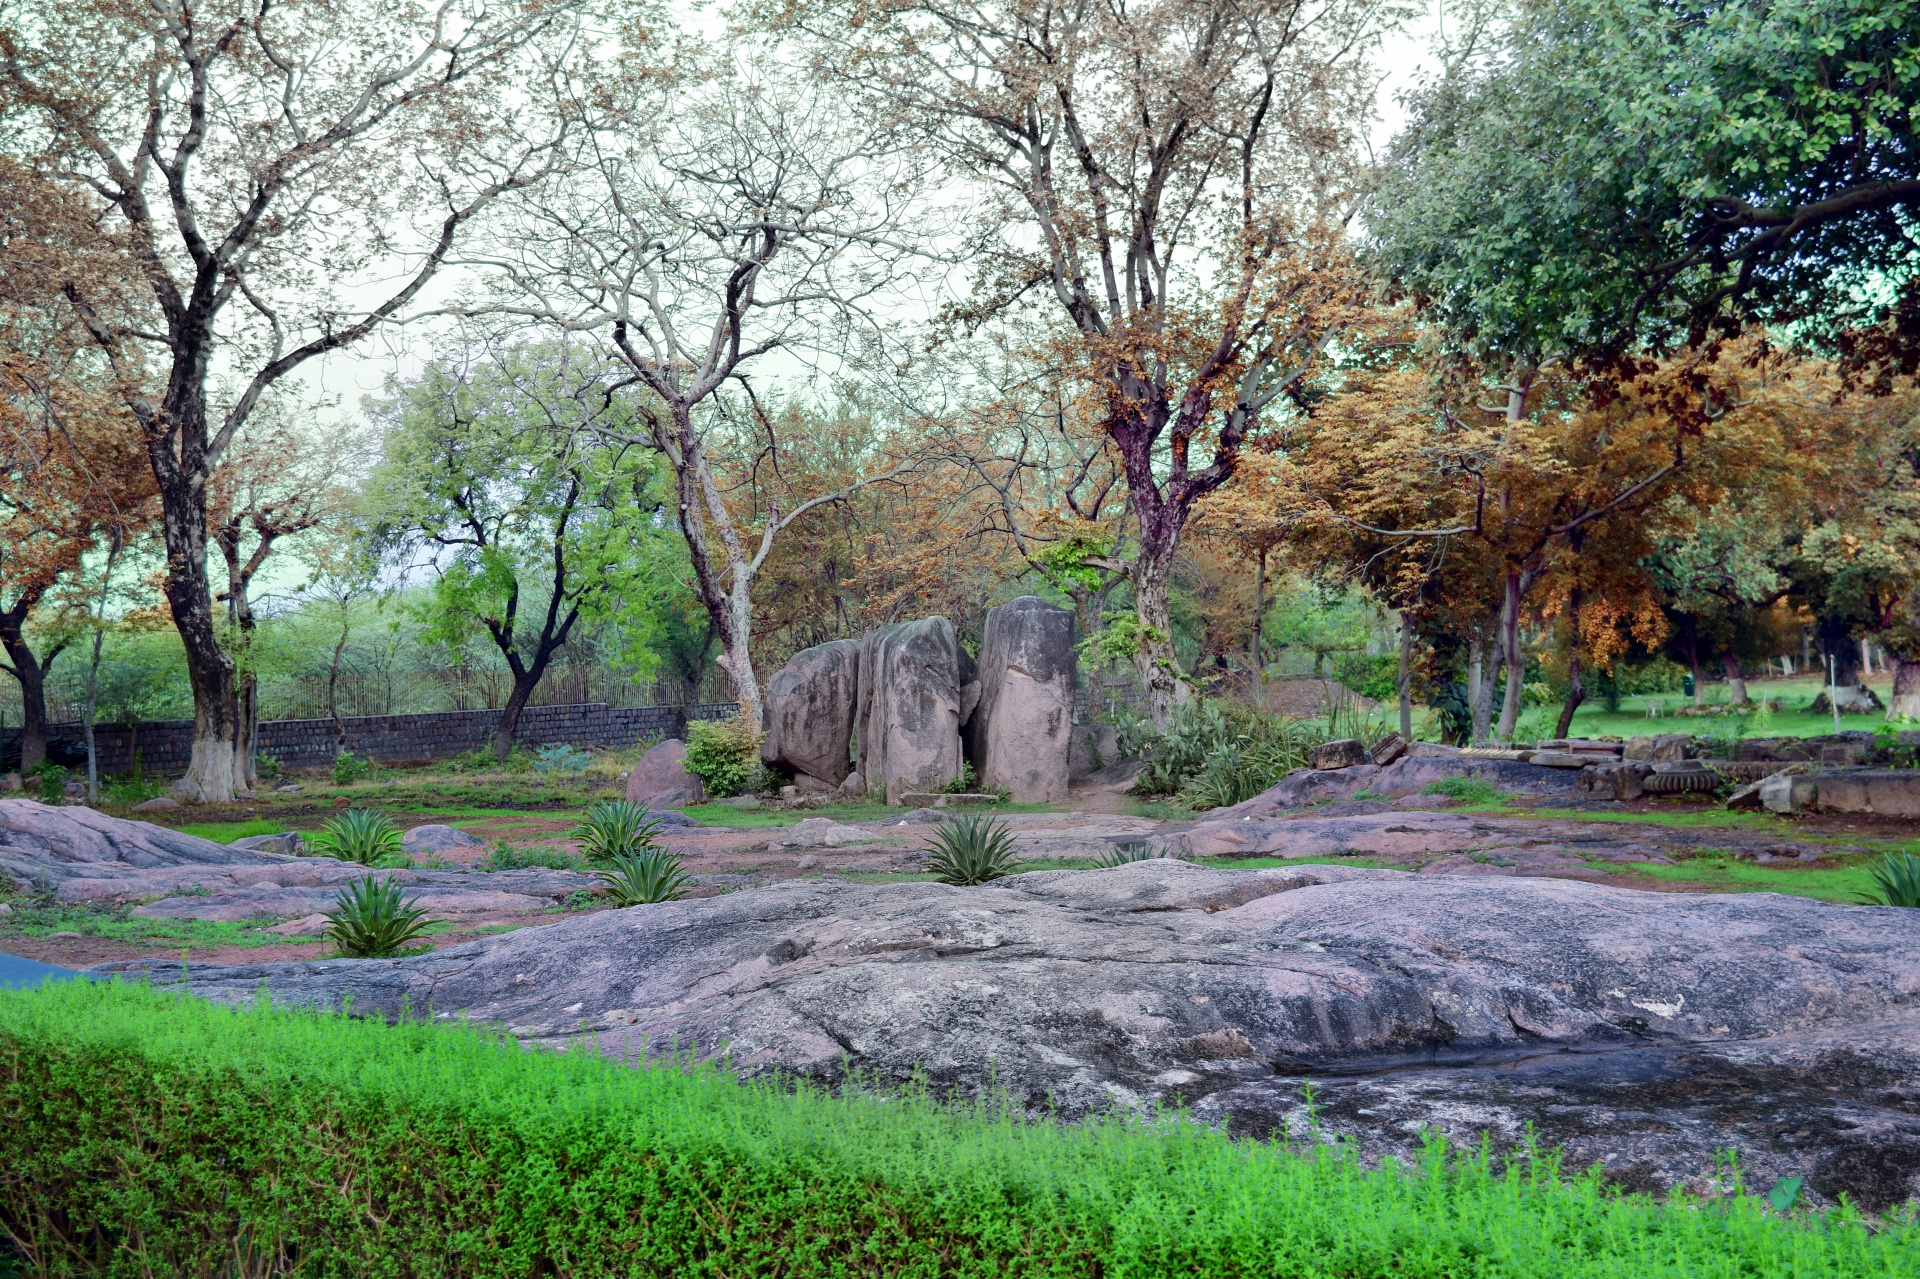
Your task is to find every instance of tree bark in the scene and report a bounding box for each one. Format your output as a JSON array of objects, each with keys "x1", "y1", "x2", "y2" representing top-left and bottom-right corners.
[
  {"x1": 0, "y1": 600, "x2": 58, "y2": 775},
  {"x1": 1889, "y1": 656, "x2": 1920, "y2": 721},
  {"x1": 1721, "y1": 651, "x2": 1751, "y2": 706},
  {"x1": 1251, "y1": 548, "x2": 1267, "y2": 673},
  {"x1": 1553, "y1": 584, "x2": 1586, "y2": 740},
  {"x1": 1468, "y1": 635, "x2": 1495, "y2": 743},
  {"x1": 1396, "y1": 609, "x2": 1414, "y2": 738},
  {"x1": 328, "y1": 605, "x2": 351, "y2": 750},
  {"x1": 1495, "y1": 571, "x2": 1527, "y2": 742},
  {"x1": 1131, "y1": 535, "x2": 1188, "y2": 725},
  {"x1": 1818, "y1": 617, "x2": 1862, "y2": 686}
]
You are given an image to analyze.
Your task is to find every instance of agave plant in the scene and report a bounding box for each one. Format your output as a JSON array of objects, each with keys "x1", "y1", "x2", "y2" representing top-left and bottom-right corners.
[
  {"x1": 1861, "y1": 851, "x2": 1920, "y2": 908},
  {"x1": 572, "y1": 800, "x2": 664, "y2": 865},
  {"x1": 325, "y1": 875, "x2": 433, "y2": 958},
  {"x1": 308, "y1": 809, "x2": 405, "y2": 865},
  {"x1": 1093, "y1": 842, "x2": 1179, "y2": 869},
  {"x1": 594, "y1": 848, "x2": 694, "y2": 906},
  {"x1": 926, "y1": 815, "x2": 1021, "y2": 886}
]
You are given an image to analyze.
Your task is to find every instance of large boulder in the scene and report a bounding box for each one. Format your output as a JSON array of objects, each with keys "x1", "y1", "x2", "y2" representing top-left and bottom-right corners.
[
  {"x1": 126, "y1": 861, "x2": 1920, "y2": 1207},
  {"x1": 853, "y1": 618, "x2": 977, "y2": 805},
  {"x1": 760, "y1": 639, "x2": 860, "y2": 786},
  {"x1": 625, "y1": 738, "x2": 706, "y2": 809},
  {"x1": 965, "y1": 596, "x2": 1075, "y2": 803}
]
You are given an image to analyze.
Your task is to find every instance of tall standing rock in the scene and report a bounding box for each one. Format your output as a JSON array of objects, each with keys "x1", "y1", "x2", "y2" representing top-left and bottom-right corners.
[
  {"x1": 967, "y1": 596, "x2": 1075, "y2": 803},
  {"x1": 760, "y1": 639, "x2": 860, "y2": 786},
  {"x1": 853, "y1": 618, "x2": 977, "y2": 805}
]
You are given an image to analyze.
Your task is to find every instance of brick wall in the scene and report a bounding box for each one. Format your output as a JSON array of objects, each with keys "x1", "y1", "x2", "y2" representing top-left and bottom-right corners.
[{"x1": 6, "y1": 702, "x2": 738, "y2": 776}]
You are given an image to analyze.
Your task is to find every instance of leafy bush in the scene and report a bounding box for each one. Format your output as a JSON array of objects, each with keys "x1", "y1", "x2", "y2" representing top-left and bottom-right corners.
[
  {"x1": 1093, "y1": 842, "x2": 1179, "y2": 868},
  {"x1": 0, "y1": 981, "x2": 1903, "y2": 1278},
  {"x1": 573, "y1": 800, "x2": 663, "y2": 864},
  {"x1": 1419, "y1": 776, "x2": 1502, "y2": 805},
  {"x1": 331, "y1": 749, "x2": 369, "y2": 785},
  {"x1": 1119, "y1": 699, "x2": 1383, "y2": 807},
  {"x1": 28, "y1": 763, "x2": 69, "y2": 802},
  {"x1": 309, "y1": 808, "x2": 405, "y2": 866},
  {"x1": 1861, "y1": 851, "x2": 1920, "y2": 908},
  {"x1": 1335, "y1": 651, "x2": 1401, "y2": 703},
  {"x1": 926, "y1": 815, "x2": 1020, "y2": 885},
  {"x1": 254, "y1": 753, "x2": 282, "y2": 780},
  {"x1": 323, "y1": 875, "x2": 433, "y2": 957},
  {"x1": 593, "y1": 848, "x2": 693, "y2": 905},
  {"x1": 939, "y1": 761, "x2": 978, "y2": 794},
  {"x1": 533, "y1": 743, "x2": 595, "y2": 775},
  {"x1": 479, "y1": 842, "x2": 580, "y2": 872},
  {"x1": 685, "y1": 714, "x2": 763, "y2": 799}
]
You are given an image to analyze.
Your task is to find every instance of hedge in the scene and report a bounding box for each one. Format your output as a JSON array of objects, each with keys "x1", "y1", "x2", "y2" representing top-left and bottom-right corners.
[{"x1": 0, "y1": 979, "x2": 1911, "y2": 1277}]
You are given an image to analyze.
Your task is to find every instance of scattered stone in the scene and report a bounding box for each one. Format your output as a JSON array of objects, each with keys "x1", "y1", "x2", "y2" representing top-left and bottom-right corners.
[
  {"x1": 1759, "y1": 771, "x2": 1818, "y2": 814},
  {"x1": 839, "y1": 773, "x2": 866, "y2": 798},
  {"x1": 853, "y1": 617, "x2": 974, "y2": 805},
  {"x1": 1651, "y1": 733, "x2": 1695, "y2": 763},
  {"x1": 401, "y1": 824, "x2": 487, "y2": 855},
  {"x1": 0, "y1": 773, "x2": 19, "y2": 793},
  {"x1": 774, "y1": 817, "x2": 877, "y2": 849},
  {"x1": 274, "y1": 783, "x2": 303, "y2": 793},
  {"x1": 624, "y1": 739, "x2": 706, "y2": 809},
  {"x1": 966, "y1": 596, "x2": 1076, "y2": 804},
  {"x1": 760, "y1": 639, "x2": 861, "y2": 786},
  {"x1": 1622, "y1": 736, "x2": 1655, "y2": 761},
  {"x1": 1527, "y1": 751, "x2": 1585, "y2": 769},
  {"x1": 892, "y1": 808, "x2": 946, "y2": 825},
  {"x1": 0, "y1": 901, "x2": 11, "y2": 916},
  {"x1": 230, "y1": 832, "x2": 302, "y2": 855},
  {"x1": 1577, "y1": 760, "x2": 1652, "y2": 801},
  {"x1": 648, "y1": 808, "x2": 699, "y2": 829},
  {"x1": 264, "y1": 913, "x2": 331, "y2": 937},
  {"x1": 1369, "y1": 732, "x2": 1408, "y2": 766},
  {"x1": 1406, "y1": 741, "x2": 1461, "y2": 758},
  {"x1": 1309, "y1": 738, "x2": 1371, "y2": 770},
  {"x1": 47, "y1": 931, "x2": 81, "y2": 940},
  {"x1": 123, "y1": 861, "x2": 1920, "y2": 1208},
  {"x1": 1068, "y1": 723, "x2": 1121, "y2": 780},
  {"x1": 898, "y1": 792, "x2": 1001, "y2": 807},
  {"x1": 132, "y1": 796, "x2": 181, "y2": 811},
  {"x1": 1812, "y1": 769, "x2": 1920, "y2": 816}
]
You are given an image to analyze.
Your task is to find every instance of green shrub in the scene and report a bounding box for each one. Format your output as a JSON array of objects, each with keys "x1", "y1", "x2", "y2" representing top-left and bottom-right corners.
[
  {"x1": 0, "y1": 981, "x2": 1904, "y2": 1278},
  {"x1": 926, "y1": 815, "x2": 1020, "y2": 885},
  {"x1": 1119, "y1": 699, "x2": 1381, "y2": 804},
  {"x1": 593, "y1": 848, "x2": 693, "y2": 905},
  {"x1": 572, "y1": 799, "x2": 663, "y2": 864},
  {"x1": 308, "y1": 808, "x2": 405, "y2": 865},
  {"x1": 479, "y1": 842, "x2": 580, "y2": 872},
  {"x1": 1335, "y1": 651, "x2": 1401, "y2": 702},
  {"x1": 323, "y1": 875, "x2": 433, "y2": 957},
  {"x1": 28, "y1": 763, "x2": 69, "y2": 802},
  {"x1": 1093, "y1": 842, "x2": 1178, "y2": 868},
  {"x1": 685, "y1": 715, "x2": 762, "y2": 799},
  {"x1": 331, "y1": 749, "x2": 369, "y2": 785},
  {"x1": 1861, "y1": 851, "x2": 1920, "y2": 908},
  {"x1": 533, "y1": 743, "x2": 595, "y2": 775},
  {"x1": 1420, "y1": 776, "x2": 1502, "y2": 805},
  {"x1": 254, "y1": 752, "x2": 282, "y2": 780}
]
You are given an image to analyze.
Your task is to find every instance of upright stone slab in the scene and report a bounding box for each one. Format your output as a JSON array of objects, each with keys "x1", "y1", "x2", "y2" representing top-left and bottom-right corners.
[
  {"x1": 852, "y1": 618, "x2": 975, "y2": 805},
  {"x1": 966, "y1": 596, "x2": 1075, "y2": 804},
  {"x1": 760, "y1": 639, "x2": 860, "y2": 786}
]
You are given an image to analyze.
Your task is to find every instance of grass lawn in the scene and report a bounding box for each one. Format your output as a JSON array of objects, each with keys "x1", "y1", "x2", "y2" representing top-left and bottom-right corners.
[
  {"x1": 1563, "y1": 673, "x2": 1903, "y2": 740},
  {"x1": 1, "y1": 901, "x2": 295, "y2": 950},
  {"x1": 176, "y1": 817, "x2": 287, "y2": 844},
  {"x1": 1595, "y1": 853, "x2": 1881, "y2": 903}
]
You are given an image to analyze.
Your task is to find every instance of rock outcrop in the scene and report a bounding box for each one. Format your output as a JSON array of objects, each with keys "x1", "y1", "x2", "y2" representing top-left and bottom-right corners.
[
  {"x1": 965, "y1": 596, "x2": 1075, "y2": 803},
  {"x1": 119, "y1": 860, "x2": 1920, "y2": 1208},
  {"x1": 853, "y1": 618, "x2": 979, "y2": 805},
  {"x1": 625, "y1": 738, "x2": 706, "y2": 809},
  {"x1": 760, "y1": 639, "x2": 861, "y2": 786},
  {"x1": 0, "y1": 799, "x2": 595, "y2": 919},
  {"x1": 1206, "y1": 755, "x2": 1581, "y2": 819}
]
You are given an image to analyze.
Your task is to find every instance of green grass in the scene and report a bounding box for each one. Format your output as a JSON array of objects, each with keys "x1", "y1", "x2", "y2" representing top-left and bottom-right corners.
[
  {"x1": 1, "y1": 979, "x2": 1908, "y2": 1277},
  {"x1": 1564, "y1": 674, "x2": 1901, "y2": 741},
  {"x1": 0, "y1": 902, "x2": 297, "y2": 950},
  {"x1": 174, "y1": 818, "x2": 286, "y2": 844},
  {"x1": 1593, "y1": 853, "x2": 1883, "y2": 903}
]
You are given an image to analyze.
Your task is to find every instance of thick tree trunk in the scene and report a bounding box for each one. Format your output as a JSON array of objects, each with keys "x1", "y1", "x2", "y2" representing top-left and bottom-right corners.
[
  {"x1": 1495, "y1": 572, "x2": 1526, "y2": 742},
  {"x1": 1721, "y1": 651, "x2": 1750, "y2": 706},
  {"x1": 1818, "y1": 617, "x2": 1861, "y2": 686},
  {"x1": 1889, "y1": 656, "x2": 1920, "y2": 721},
  {"x1": 1468, "y1": 636, "x2": 1495, "y2": 743},
  {"x1": 1251, "y1": 549, "x2": 1267, "y2": 672},
  {"x1": 494, "y1": 674, "x2": 538, "y2": 760},
  {"x1": 157, "y1": 464, "x2": 241, "y2": 803},
  {"x1": 0, "y1": 609, "x2": 53, "y2": 775},
  {"x1": 1396, "y1": 609, "x2": 1413, "y2": 738},
  {"x1": 1554, "y1": 585, "x2": 1586, "y2": 740},
  {"x1": 1132, "y1": 540, "x2": 1188, "y2": 725},
  {"x1": 720, "y1": 574, "x2": 763, "y2": 731}
]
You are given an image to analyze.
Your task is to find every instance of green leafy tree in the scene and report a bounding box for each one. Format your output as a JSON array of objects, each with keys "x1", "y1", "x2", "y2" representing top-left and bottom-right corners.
[
  {"x1": 1369, "y1": 0, "x2": 1920, "y2": 364},
  {"x1": 367, "y1": 341, "x2": 684, "y2": 758}
]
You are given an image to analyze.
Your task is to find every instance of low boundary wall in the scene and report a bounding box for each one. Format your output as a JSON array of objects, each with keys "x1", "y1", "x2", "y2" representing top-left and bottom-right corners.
[{"x1": 4, "y1": 702, "x2": 739, "y2": 776}]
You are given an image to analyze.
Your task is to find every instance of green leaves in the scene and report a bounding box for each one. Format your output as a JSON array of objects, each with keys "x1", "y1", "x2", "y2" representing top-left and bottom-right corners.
[
  {"x1": 924, "y1": 815, "x2": 1020, "y2": 885},
  {"x1": 572, "y1": 800, "x2": 665, "y2": 864},
  {"x1": 324, "y1": 875, "x2": 434, "y2": 958},
  {"x1": 309, "y1": 809, "x2": 405, "y2": 866},
  {"x1": 1860, "y1": 850, "x2": 1920, "y2": 906},
  {"x1": 593, "y1": 848, "x2": 694, "y2": 905}
]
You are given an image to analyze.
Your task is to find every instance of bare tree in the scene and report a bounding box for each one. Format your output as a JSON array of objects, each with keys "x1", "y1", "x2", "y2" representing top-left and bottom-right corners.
[
  {"x1": 0, "y1": 0, "x2": 587, "y2": 800},
  {"x1": 797, "y1": 0, "x2": 1393, "y2": 721},
  {"x1": 473, "y1": 56, "x2": 935, "y2": 727}
]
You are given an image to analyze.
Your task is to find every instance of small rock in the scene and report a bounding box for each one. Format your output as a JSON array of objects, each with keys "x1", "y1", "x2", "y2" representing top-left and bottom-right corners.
[
  {"x1": 625, "y1": 739, "x2": 707, "y2": 809},
  {"x1": 133, "y1": 796, "x2": 182, "y2": 811},
  {"x1": 1369, "y1": 732, "x2": 1408, "y2": 766},
  {"x1": 1528, "y1": 751, "x2": 1585, "y2": 769},
  {"x1": 1725, "y1": 780, "x2": 1764, "y2": 811},
  {"x1": 795, "y1": 855, "x2": 821, "y2": 870},
  {"x1": 47, "y1": 931, "x2": 81, "y2": 940},
  {"x1": 840, "y1": 772, "x2": 866, "y2": 797},
  {"x1": 893, "y1": 808, "x2": 947, "y2": 825},
  {"x1": 0, "y1": 901, "x2": 11, "y2": 916},
  {"x1": 1311, "y1": 739, "x2": 1372, "y2": 770},
  {"x1": 274, "y1": 783, "x2": 303, "y2": 793},
  {"x1": 264, "y1": 913, "x2": 332, "y2": 937},
  {"x1": 0, "y1": 773, "x2": 20, "y2": 793},
  {"x1": 713, "y1": 795, "x2": 761, "y2": 809},
  {"x1": 1760, "y1": 772, "x2": 1818, "y2": 814},
  {"x1": 402, "y1": 824, "x2": 488, "y2": 854},
  {"x1": 231, "y1": 832, "x2": 302, "y2": 855},
  {"x1": 775, "y1": 817, "x2": 876, "y2": 849}
]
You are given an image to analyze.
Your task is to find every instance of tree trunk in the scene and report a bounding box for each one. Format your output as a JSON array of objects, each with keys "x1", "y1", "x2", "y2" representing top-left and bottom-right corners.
[
  {"x1": 158, "y1": 472, "x2": 241, "y2": 804},
  {"x1": 0, "y1": 609, "x2": 53, "y2": 775},
  {"x1": 1889, "y1": 655, "x2": 1920, "y2": 721},
  {"x1": 1818, "y1": 617, "x2": 1861, "y2": 686},
  {"x1": 328, "y1": 606, "x2": 351, "y2": 750},
  {"x1": 721, "y1": 571, "x2": 763, "y2": 731},
  {"x1": 1468, "y1": 636, "x2": 1495, "y2": 743},
  {"x1": 1495, "y1": 571, "x2": 1527, "y2": 742},
  {"x1": 1721, "y1": 651, "x2": 1750, "y2": 706},
  {"x1": 1678, "y1": 614, "x2": 1706, "y2": 709},
  {"x1": 1396, "y1": 609, "x2": 1413, "y2": 738},
  {"x1": 1861, "y1": 638, "x2": 1874, "y2": 679},
  {"x1": 1554, "y1": 584, "x2": 1586, "y2": 739},
  {"x1": 1251, "y1": 549, "x2": 1267, "y2": 672},
  {"x1": 494, "y1": 672, "x2": 538, "y2": 760},
  {"x1": 1132, "y1": 538, "x2": 1188, "y2": 725}
]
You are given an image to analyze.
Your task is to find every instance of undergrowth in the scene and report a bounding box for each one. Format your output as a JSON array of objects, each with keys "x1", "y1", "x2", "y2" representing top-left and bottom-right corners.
[{"x1": 0, "y1": 980, "x2": 1911, "y2": 1277}]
